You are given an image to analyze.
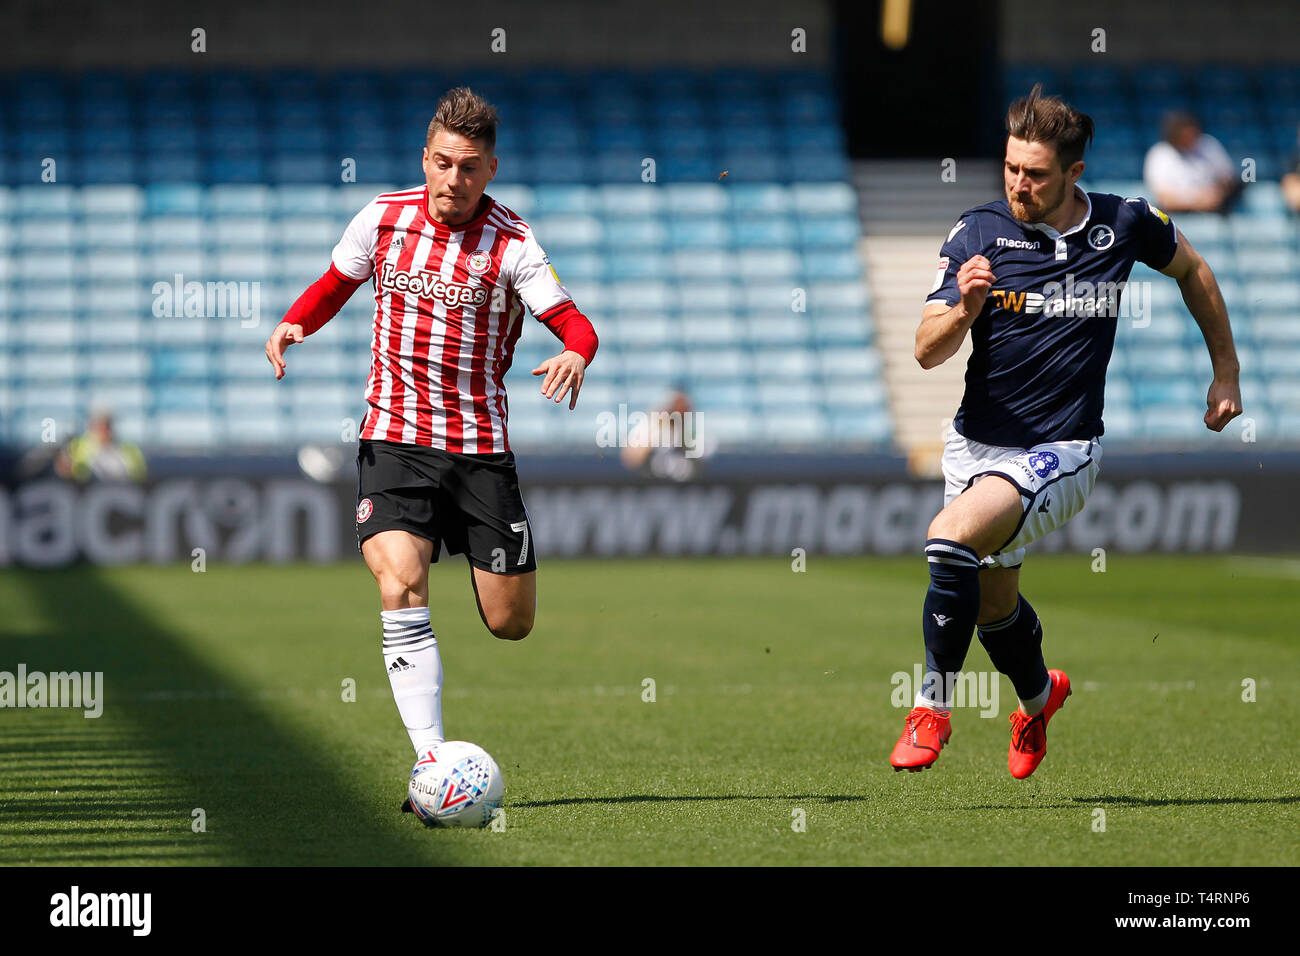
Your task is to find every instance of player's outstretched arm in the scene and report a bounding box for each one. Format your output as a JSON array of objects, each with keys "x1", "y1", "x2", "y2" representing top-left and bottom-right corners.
[
  {"x1": 264, "y1": 265, "x2": 365, "y2": 380},
  {"x1": 1158, "y1": 230, "x2": 1243, "y2": 432},
  {"x1": 916, "y1": 255, "x2": 994, "y2": 369}
]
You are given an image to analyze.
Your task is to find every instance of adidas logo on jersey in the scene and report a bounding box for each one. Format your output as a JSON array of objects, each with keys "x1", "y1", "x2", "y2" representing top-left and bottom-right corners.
[{"x1": 379, "y1": 260, "x2": 489, "y2": 308}]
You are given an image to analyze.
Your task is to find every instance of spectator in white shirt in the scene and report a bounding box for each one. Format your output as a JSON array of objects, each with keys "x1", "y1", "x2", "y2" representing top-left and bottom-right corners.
[{"x1": 1143, "y1": 112, "x2": 1241, "y2": 213}]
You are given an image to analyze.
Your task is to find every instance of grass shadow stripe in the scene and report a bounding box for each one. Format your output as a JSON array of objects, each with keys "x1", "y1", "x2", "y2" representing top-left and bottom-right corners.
[{"x1": 2, "y1": 567, "x2": 446, "y2": 866}]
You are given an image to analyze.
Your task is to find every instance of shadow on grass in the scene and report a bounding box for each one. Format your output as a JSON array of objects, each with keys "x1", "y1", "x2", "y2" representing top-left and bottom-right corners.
[
  {"x1": 514, "y1": 793, "x2": 869, "y2": 808},
  {"x1": 1074, "y1": 794, "x2": 1300, "y2": 807},
  {"x1": 0, "y1": 567, "x2": 440, "y2": 865},
  {"x1": 960, "y1": 794, "x2": 1300, "y2": 811}
]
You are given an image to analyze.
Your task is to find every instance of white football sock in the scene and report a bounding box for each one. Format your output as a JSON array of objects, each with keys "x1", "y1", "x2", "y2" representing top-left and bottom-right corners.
[
  {"x1": 381, "y1": 607, "x2": 444, "y2": 754},
  {"x1": 1019, "y1": 677, "x2": 1052, "y2": 717}
]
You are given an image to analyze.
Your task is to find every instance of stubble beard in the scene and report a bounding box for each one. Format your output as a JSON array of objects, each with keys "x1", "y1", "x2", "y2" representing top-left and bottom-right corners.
[{"x1": 1009, "y1": 179, "x2": 1067, "y2": 224}]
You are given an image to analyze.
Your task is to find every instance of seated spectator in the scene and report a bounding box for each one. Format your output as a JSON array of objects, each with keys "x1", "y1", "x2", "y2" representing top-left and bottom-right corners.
[
  {"x1": 54, "y1": 409, "x2": 147, "y2": 483},
  {"x1": 620, "y1": 390, "x2": 713, "y2": 482},
  {"x1": 1143, "y1": 111, "x2": 1241, "y2": 213},
  {"x1": 1283, "y1": 124, "x2": 1300, "y2": 213}
]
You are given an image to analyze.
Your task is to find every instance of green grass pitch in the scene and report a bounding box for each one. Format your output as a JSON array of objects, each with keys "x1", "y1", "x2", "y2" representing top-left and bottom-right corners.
[{"x1": 1, "y1": 555, "x2": 1296, "y2": 866}]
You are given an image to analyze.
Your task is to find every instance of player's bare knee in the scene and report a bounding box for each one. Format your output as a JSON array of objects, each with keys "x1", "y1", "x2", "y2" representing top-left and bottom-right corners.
[
  {"x1": 488, "y1": 611, "x2": 533, "y2": 641},
  {"x1": 376, "y1": 565, "x2": 424, "y2": 607},
  {"x1": 927, "y1": 513, "x2": 977, "y2": 550}
]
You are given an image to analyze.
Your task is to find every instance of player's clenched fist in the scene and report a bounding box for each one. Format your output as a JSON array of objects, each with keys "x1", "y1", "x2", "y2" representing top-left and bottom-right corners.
[
  {"x1": 957, "y1": 255, "x2": 996, "y2": 316},
  {"x1": 1203, "y1": 378, "x2": 1243, "y2": 432},
  {"x1": 265, "y1": 322, "x2": 304, "y2": 380}
]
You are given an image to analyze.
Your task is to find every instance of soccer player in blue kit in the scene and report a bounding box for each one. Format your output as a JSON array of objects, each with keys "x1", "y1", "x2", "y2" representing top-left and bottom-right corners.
[{"x1": 889, "y1": 85, "x2": 1243, "y2": 777}]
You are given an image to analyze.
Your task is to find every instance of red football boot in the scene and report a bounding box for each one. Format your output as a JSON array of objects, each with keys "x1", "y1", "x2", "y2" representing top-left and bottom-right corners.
[
  {"x1": 1008, "y1": 669, "x2": 1071, "y2": 779},
  {"x1": 890, "y1": 706, "x2": 952, "y2": 772}
]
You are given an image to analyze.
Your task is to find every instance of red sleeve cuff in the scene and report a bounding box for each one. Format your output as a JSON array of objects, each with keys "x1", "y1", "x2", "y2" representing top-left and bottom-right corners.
[
  {"x1": 281, "y1": 264, "x2": 365, "y2": 336},
  {"x1": 537, "y1": 300, "x2": 598, "y2": 366}
]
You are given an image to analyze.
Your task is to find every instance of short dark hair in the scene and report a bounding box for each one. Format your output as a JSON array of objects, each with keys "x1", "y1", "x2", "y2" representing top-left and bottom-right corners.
[
  {"x1": 427, "y1": 87, "x2": 499, "y2": 153},
  {"x1": 1161, "y1": 110, "x2": 1200, "y2": 144},
  {"x1": 1005, "y1": 83, "x2": 1094, "y2": 169}
]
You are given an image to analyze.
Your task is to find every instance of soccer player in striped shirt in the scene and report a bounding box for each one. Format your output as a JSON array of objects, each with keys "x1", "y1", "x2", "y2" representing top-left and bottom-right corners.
[
  {"x1": 264, "y1": 88, "x2": 598, "y2": 809},
  {"x1": 889, "y1": 85, "x2": 1242, "y2": 778}
]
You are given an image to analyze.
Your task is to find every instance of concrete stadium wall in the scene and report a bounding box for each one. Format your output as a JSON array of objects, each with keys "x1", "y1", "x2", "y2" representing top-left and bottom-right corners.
[
  {"x1": 1001, "y1": 0, "x2": 1300, "y2": 63},
  {"x1": 4, "y1": 0, "x2": 831, "y2": 67}
]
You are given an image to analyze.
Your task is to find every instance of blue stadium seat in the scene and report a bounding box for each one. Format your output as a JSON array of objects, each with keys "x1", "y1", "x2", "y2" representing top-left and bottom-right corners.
[
  {"x1": 809, "y1": 281, "x2": 869, "y2": 311},
  {"x1": 814, "y1": 318, "x2": 873, "y2": 348},
  {"x1": 737, "y1": 248, "x2": 800, "y2": 279},
  {"x1": 152, "y1": 348, "x2": 211, "y2": 380},
  {"x1": 748, "y1": 316, "x2": 810, "y2": 346},
  {"x1": 532, "y1": 184, "x2": 599, "y2": 215},
  {"x1": 800, "y1": 250, "x2": 861, "y2": 280},
  {"x1": 762, "y1": 408, "x2": 830, "y2": 444},
  {"x1": 797, "y1": 216, "x2": 860, "y2": 248},
  {"x1": 729, "y1": 184, "x2": 793, "y2": 216},
  {"x1": 690, "y1": 380, "x2": 752, "y2": 410},
  {"x1": 680, "y1": 314, "x2": 741, "y2": 346},
  {"x1": 142, "y1": 153, "x2": 202, "y2": 183},
  {"x1": 827, "y1": 410, "x2": 891, "y2": 444},
  {"x1": 81, "y1": 217, "x2": 139, "y2": 248},
  {"x1": 0, "y1": 66, "x2": 896, "y2": 450},
  {"x1": 19, "y1": 218, "x2": 75, "y2": 250},
  {"x1": 80, "y1": 154, "x2": 138, "y2": 184},
  {"x1": 17, "y1": 184, "x2": 76, "y2": 215},
  {"x1": 704, "y1": 409, "x2": 759, "y2": 444},
  {"x1": 86, "y1": 316, "x2": 143, "y2": 346},
  {"x1": 676, "y1": 281, "x2": 741, "y2": 312}
]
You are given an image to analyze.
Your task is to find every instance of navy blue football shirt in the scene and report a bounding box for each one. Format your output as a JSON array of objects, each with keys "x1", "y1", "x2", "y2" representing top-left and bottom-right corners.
[{"x1": 926, "y1": 188, "x2": 1178, "y2": 447}]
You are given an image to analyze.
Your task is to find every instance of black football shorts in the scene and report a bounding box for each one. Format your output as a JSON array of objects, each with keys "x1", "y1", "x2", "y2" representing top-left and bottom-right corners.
[{"x1": 354, "y1": 439, "x2": 537, "y2": 574}]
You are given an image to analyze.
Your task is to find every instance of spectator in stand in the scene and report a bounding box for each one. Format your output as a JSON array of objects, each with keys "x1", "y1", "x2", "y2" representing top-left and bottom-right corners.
[
  {"x1": 620, "y1": 389, "x2": 713, "y2": 482},
  {"x1": 1282, "y1": 124, "x2": 1300, "y2": 213},
  {"x1": 53, "y1": 409, "x2": 147, "y2": 483},
  {"x1": 1143, "y1": 111, "x2": 1241, "y2": 213}
]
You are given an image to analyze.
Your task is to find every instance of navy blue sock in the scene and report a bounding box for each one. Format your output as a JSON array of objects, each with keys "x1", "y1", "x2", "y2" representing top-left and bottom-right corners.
[
  {"x1": 977, "y1": 594, "x2": 1050, "y2": 702},
  {"x1": 920, "y1": 538, "x2": 982, "y2": 707}
]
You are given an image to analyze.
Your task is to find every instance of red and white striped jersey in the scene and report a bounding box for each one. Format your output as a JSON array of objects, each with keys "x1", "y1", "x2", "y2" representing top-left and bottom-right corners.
[{"x1": 331, "y1": 185, "x2": 571, "y2": 453}]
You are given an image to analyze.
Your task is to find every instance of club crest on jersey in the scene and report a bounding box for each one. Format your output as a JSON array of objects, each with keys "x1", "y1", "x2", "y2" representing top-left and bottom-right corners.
[
  {"x1": 379, "y1": 260, "x2": 489, "y2": 308},
  {"x1": 1088, "y1": 224, "x2": 1115, "y2": 250},
  {"x1": 1027, "y1": 452, "x2": 1059, "y2": 477},
  {"x1": 465, "y1": 250, "x2": 492, "y2": 276},
  {"x1": 356, "y1": 498, "x2": 373, "y2": 523}
]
